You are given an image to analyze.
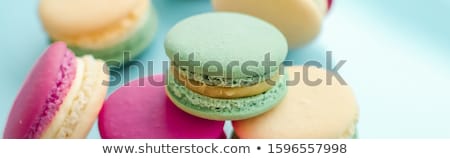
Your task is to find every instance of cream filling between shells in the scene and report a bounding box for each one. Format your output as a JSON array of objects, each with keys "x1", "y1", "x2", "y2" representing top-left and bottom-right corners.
[{"x1": 41, "y1": 55, "x2": 103, "y2": 138}]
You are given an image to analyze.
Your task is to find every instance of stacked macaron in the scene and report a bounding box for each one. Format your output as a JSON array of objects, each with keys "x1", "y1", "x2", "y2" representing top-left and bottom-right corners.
[
  {"x1": 39, "y1": 0, "x2": 158, "y2": 64},
  {"x1": 164, "y1": 12, "x2": 289, "y2": 121},
  {"x1": 212, "y1": 0, "x2": 333, "y2": 48}
]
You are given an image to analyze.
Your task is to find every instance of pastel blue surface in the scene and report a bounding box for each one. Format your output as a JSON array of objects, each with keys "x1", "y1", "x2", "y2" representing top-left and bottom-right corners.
[{"x1": 1, "y1": 0, "x2": 449, "y2": 138}]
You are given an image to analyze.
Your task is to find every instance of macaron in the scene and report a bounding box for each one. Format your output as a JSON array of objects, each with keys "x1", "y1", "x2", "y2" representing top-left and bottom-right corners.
[
  {"x1": 164, "y1": 12, "x2": 289, "y2": 121},
  {"x1": 3, "y1": 42, "x2": 109, "y2": 139},
  {"x1": 212, "y1": 0, "x2": 333, "y2": 48},
  {"x1": 39, "y1": 0, "x2": 158, "y2": 64},
  {"x1": 98, "y1": 75, "x2": 226, "y2": 139},
  {"x1": 233, "y1": 66, "x2": 359, "y2": 139}
]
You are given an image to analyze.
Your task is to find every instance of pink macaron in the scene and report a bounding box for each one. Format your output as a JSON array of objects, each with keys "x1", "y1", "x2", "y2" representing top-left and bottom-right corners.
[
  {"x1": 98, "y1": 75, "x2": 226, "y2": 139},
  {"x1": 3, "y1": 42, "x2": 109, "y2": 138}
]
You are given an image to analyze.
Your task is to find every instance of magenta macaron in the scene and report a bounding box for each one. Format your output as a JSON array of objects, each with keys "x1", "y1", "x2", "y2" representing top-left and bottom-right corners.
[
  {"x1": 3, "y1": 42, "x2": 109, "y2": 138},
  {"x1": 98, "y1": 74, "x2": 226, "y2": 139}
]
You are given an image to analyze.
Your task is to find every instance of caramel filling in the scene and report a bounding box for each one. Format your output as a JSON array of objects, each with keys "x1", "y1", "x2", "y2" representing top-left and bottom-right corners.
[
  {"x1": 48, "y1": 0, "x2": 149, "y2": 49},
  {"x1": 172, "y1": 66, "x2": 280, "y2": 99}
]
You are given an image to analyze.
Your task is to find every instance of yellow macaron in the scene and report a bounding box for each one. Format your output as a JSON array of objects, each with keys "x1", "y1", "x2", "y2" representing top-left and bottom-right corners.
[
  {"x1": 212, "y1": 0, "x2": 332, "y2": 48},
  {"x1": 39, "y1": 0, "x2": 158, "y2": 63},
  {"x1": 171, "y1": 65, "x2": 281, "y2": 99},
  {"x1": 233, "y1": 66, "x2": 359, "y2": 139}
]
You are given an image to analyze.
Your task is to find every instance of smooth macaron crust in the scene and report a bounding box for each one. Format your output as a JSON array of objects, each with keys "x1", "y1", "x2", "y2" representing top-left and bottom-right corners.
[
  {"x1": 212, "y1": 0, "x2": 329, "y2": 48},
  {"x1": 3, "y1": 42, "x2": 109, "y2": 138},
  {"x1": 165, "y1": 12, "x2": 288, "y2": 88},
  {"x1": 39, "y1": 0, "x2": 157, "y2": 64},
  {"x1": 233, "y1": 66, "x2": 359, "y2": 139},
  {"x1": 98, "y1": 75, "x2": 226, "y2": 139},
  {"x1": 164, "y1": 12, "x2": 288, "y2": 120},
  {"x1": 328, "y1": 0, "x2": 333, "y2": 11}
]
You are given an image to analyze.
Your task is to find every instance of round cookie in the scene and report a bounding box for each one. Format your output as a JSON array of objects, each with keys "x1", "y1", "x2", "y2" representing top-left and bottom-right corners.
[
  {"x1": 164, "y1": 12, "x2": 289, "y2": 120},
  {"x1": 233, "y1": 66, "x2": 359, "y2": 139},
  {"x1": 3, "y1": 42, "x2": 109, "y2": 139},
  {"x1": 98, "y1": 75, "x2": 226, "y2": 139},
  {"x1": 212, "y1": 0, "x2": 332, "y2": 48},
  {"x1": 39, "y1": 0, "x2": 158, "y2": 64}
]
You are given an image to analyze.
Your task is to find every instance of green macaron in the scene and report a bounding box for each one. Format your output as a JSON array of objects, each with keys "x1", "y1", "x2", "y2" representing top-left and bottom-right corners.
[{"x1": 164, "y1": 12, "x2": 289, "y2": 120}]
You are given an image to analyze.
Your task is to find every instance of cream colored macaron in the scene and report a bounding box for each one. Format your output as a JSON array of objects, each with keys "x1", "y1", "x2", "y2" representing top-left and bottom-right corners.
[
  {"x1": 212, "y1": 0, "x2": 332, "y2": 48},
  {"x1": 171, "y1": 65, "x2": 281, "y2": 99},
  {"x1": 233, "y1": 66, "x2": 359, "y2": 139},
  {"x1": 39, "y1": 0, "x2": 158, "y2": 63}
]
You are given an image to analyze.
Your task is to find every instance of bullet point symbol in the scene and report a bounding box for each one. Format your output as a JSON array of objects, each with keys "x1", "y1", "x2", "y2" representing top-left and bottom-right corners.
[{"x1": 257, "y1": 146, "x2": 261, "y2": 150}]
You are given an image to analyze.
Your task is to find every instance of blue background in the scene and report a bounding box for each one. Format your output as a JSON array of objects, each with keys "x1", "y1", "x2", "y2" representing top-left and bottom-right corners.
[{"x1": 1, "y1": 0, "x2": 449, "y2": 138}]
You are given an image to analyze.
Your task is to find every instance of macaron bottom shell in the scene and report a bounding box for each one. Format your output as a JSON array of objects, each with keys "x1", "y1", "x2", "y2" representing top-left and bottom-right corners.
[
  {"x1": 165, "y1": 71, "x2": 288, "y2": 121},
  {"x1": 53, "y1": 9, "x2": 157, "y2": 65}
]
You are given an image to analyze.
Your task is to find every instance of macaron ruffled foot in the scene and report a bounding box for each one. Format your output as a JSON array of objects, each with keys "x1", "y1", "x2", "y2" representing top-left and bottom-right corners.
[{"x1": 3, "y1": 42, "x2": 109, "y2": 139}]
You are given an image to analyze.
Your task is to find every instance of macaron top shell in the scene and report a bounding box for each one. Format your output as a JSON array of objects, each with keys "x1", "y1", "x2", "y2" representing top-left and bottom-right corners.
[
  {"x1": 99, "y1": 75, "x2": 225, "y2": 139},
  {"x1": 165, "y1": 12, "x2": 288, "y2": 79},
  {"x1": 4, "y1": 42, "x2": 76, "y2": 138},
  {"x1": 39, "y1": 0, "x2": 146, "y2": 36},
  {"x1": 233, "y1": 66, "x2": 359, "y2": 139},
  {"x1": 212, "y1": 0, "x2": 324, "y2": 48}
]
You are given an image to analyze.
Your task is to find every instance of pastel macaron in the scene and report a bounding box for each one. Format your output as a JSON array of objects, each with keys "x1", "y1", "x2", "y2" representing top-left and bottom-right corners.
[
  {"x1": 164, "y1": 12, "x2": 289, "y2": 121},
  {"x1": 233, "y1": 66, "x2": 359, "y2": 139},
  {"x1": 98, "y1": 75, "x2": 226, "y2": 139},
  {"x1": 212, "y1": 0, "x2": 333, "y2": 48},
  {"x1": 3, "y1": 42, "x2": 109, "y2": 139},
  {"x1": 39, "y1": 0, "x2": 158, "y2": 64}
]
